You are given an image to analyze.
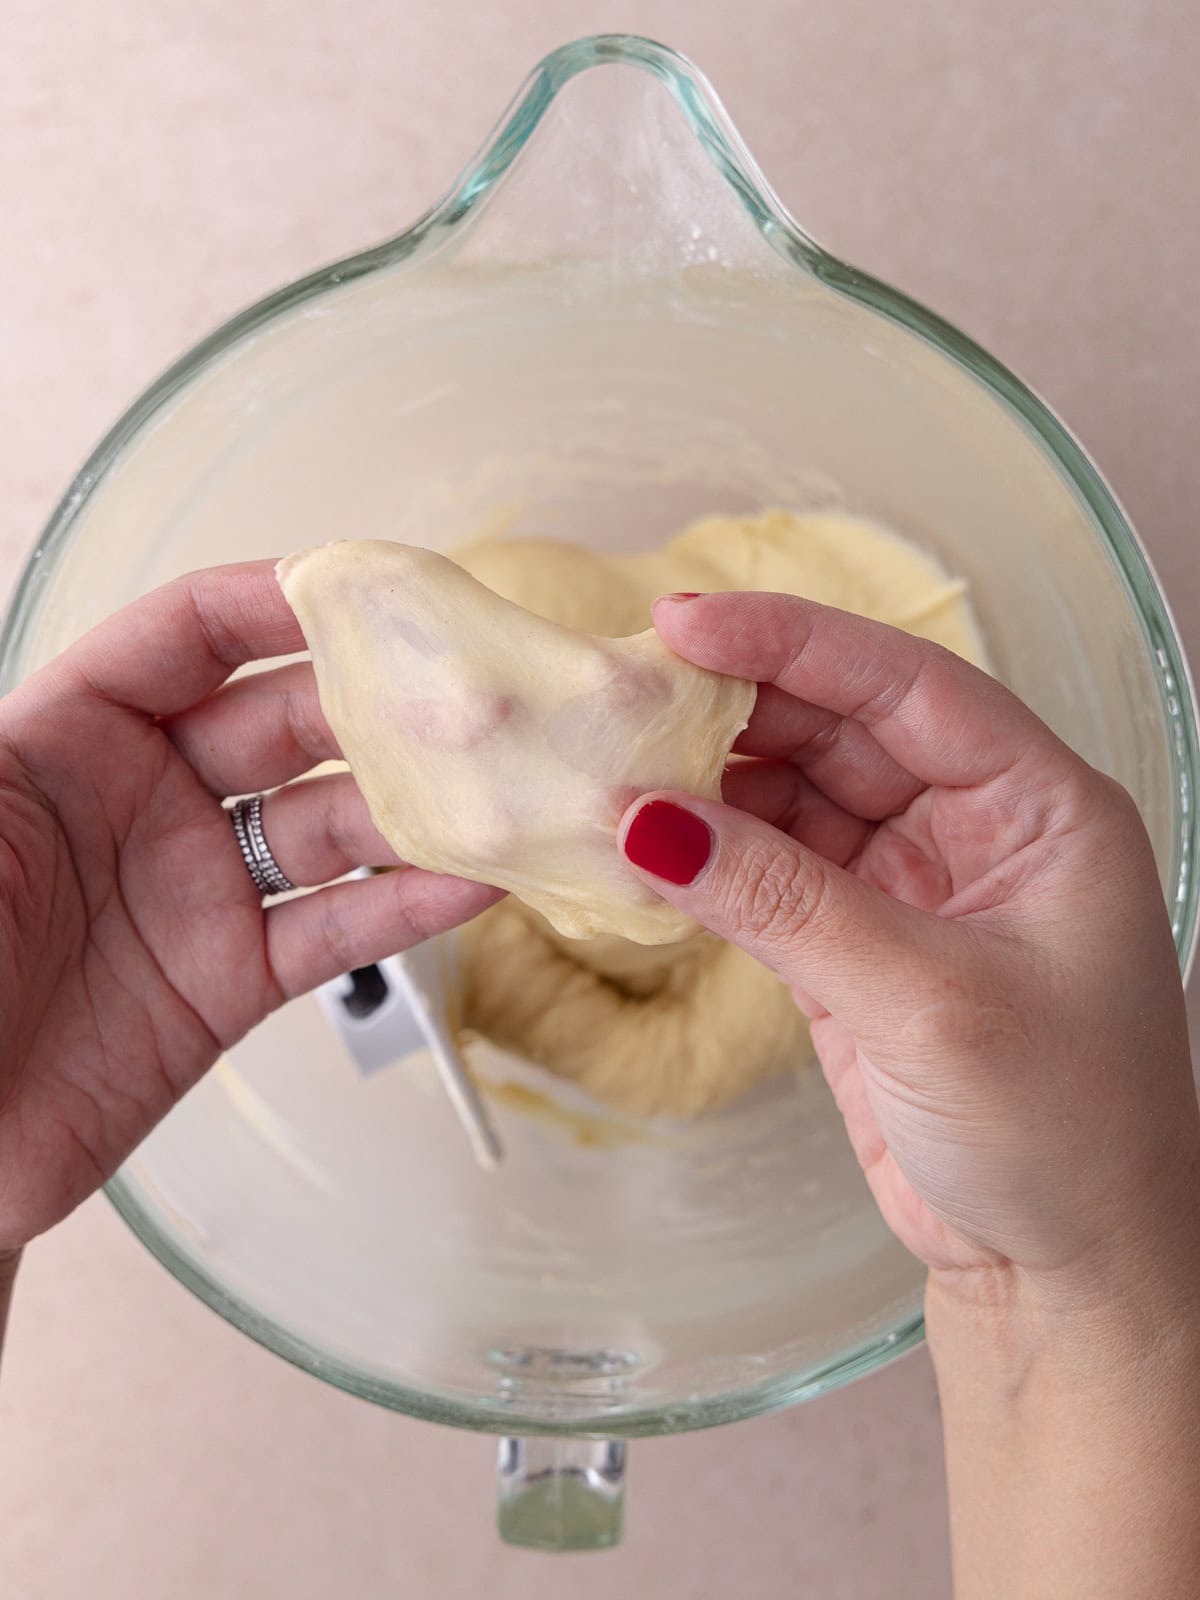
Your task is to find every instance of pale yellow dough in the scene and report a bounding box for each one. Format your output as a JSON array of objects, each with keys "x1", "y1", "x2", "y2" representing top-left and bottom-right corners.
[
  {"x1": 277, "y1": 540, "x2": 755, "y2": 943},
  {"x1": 452, "y1": 509, "x2": 987, "y2": 1119},
  {"x1": 280, "y1": 511, "x2": 984, "y2": 1120}
]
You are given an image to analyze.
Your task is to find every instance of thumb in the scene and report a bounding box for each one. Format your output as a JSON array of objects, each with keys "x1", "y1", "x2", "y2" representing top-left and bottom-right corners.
[{"x1": 618, "y1": 792, "x2": 943, "y2": 1020}]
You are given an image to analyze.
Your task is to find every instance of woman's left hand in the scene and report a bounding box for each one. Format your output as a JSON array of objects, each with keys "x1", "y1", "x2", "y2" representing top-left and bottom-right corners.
[{"x1": 0, "y1": 560, "x2": 500, "y2": 1253}]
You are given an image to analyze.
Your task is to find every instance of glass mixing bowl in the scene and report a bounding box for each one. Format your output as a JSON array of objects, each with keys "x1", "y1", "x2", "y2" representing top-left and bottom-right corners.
[{"x1": 2, "y1": 35, "x2": 1196, "y2": 1549}]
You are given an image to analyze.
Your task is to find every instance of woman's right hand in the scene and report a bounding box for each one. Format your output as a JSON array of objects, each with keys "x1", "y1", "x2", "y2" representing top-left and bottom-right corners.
[{"x1": 618, "y1": 590, "x2": 1200, "y2": 1295}]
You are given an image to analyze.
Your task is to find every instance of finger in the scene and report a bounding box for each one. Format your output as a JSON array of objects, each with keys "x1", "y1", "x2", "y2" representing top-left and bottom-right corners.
[
  {"x1": 654, "y1": 591, "x2": 1071, "y2": 790},
  {"x1": 736, "y1": 682, "x2": 924, "y2": 820},
  {"x1": 619, "y1": 789, "x2": 949, "y2": 1021},
  {"x1": 57, "y1": 560, "x2": 302, "y2": 717},
  {"x1": 249, "y1": 773, "x2": 401, "y2": 886},
  {"x1": 721, "y1": 760, "x2": 871, "y2": 867},
  {"x1": 165, "y1": 662, "x2": 338, "y2": 794},
  {"x1": 226, "y1": 760, "x2": 483, "y2": 900},
  {"x1": 265, "y1": 869, "x2": 503, "y2": 1000}
]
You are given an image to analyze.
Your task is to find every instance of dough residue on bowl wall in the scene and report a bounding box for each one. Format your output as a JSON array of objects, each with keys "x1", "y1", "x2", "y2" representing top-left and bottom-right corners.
[{"x1": 453, "y1": 507, "x2": 987, "y2": 1121}]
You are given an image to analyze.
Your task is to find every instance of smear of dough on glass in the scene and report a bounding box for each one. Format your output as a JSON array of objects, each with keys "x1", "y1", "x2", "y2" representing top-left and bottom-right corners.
[{"x1": 277, "y1": 540, "x2": 756, "y2": 944}]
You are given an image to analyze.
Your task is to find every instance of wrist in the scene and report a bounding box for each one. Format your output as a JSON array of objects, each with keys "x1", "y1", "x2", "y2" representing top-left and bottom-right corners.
[
  {"x1": 928, "y1": 1220, "x2": 1200, "y2": 1399},
  {"x1": 929, "y1": 1146, "x2": 1200, "y2": 1374},
  {"x1": 929, "y1": 1244, "x2": 1200, "y2": 1600}
]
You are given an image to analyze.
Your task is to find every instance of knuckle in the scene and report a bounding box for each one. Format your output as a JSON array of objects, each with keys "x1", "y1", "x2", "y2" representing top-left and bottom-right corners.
[
  {"x1": 1090, "y1": 769, "x2": 1141, "y2": 825},
  {"x1": 309, "y1": 895, "x2": 361, "y2": 977},
  {"x1": 181, "y1": 574, "x2": 243, "y2": 669},
  {"x1": 854, "y1": 645, "x2": 937, "y2": 724},
  {"x1": 320, "y1": 781, "x2": 353, "y2": 856},
  {"x1": 284, "y1": 679, "x2": 335, "y2": 765},
  {"x1": 325, "y1": 780, "x2": 380, "y2": 867},
  {"x1": 723, "y1": 839, "x2": 829, "y2": 951},
  {"x1": 897, "y1": 981, "x2": 1023, "y2": 1062},
  {"x1": 384, "y1": 878, "x2": 429, "y2": 950},
  {"x1": 1040, "y1": 764, "x2": 1148, "y2": 862},
  {"x1": 889, "y1": 927, "x2": 1032, "y2": 1064}
]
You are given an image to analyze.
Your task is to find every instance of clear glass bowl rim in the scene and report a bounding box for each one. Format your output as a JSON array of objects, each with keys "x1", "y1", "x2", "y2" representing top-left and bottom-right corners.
[{"x1": 3, "y1": 32, "x2": 1195, "y2": 1438}]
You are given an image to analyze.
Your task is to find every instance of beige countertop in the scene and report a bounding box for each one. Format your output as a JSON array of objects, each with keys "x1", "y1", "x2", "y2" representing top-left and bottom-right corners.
[{"x1": 1, "y1": 3, "x2": 1197, "y2": 1596}]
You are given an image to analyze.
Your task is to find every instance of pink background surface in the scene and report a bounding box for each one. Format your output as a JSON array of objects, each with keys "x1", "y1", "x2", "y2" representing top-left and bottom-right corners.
[{"x1": 1, "y1": 2, "x2": 1197, "y2": 1595}]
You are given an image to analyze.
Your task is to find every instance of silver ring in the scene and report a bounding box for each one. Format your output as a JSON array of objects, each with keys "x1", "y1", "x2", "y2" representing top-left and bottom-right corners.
[{"x1": 229, "y1": 793, "x2": 296, "y2": 898}]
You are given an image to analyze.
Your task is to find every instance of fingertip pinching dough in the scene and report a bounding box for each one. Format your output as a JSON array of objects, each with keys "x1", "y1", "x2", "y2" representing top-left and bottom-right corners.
[{"x1": 280, "y1": 510, "x2": 986, "y2": 1120}]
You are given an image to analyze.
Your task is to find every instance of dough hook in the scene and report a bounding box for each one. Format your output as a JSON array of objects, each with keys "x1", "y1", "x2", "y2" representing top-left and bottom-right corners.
[{"x1": 314, "y1": 866, "x2": 503, "y2": 1169}]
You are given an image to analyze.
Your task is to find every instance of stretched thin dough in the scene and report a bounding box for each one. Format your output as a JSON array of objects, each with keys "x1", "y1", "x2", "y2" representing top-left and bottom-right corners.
[{"x1": 277, "y1": 541, "x2": 755, "y2": 943}]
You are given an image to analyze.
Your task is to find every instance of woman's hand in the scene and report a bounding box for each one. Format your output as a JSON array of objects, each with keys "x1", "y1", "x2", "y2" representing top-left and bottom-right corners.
[
  {"x1": 622, "y1": 591, "x2": 1200, "y2": 1597},
  {"x1": 0, "y1": 560, "x2": 499, "y2": 1255},
  {"x1": 620, "y1": 590, "x2": 1200, "y2": 1290}
]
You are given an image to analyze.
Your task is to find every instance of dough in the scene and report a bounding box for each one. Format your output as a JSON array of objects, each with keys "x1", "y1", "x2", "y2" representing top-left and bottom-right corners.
[
  {"x1": 451, "y1": 535, "x2": 640, "y2": 635},
  {"x1": 459, "y1": 903, "x2": 805, "y2": 1119},
  {"x1": 454, "y1": 508, "x2": 983, "y2": 662},
  {"x1": 625, "y1": 509, "x2": 982, "y2": 660},
  {"x1": 452, "y1": 509, "x2": 987, "y2": 1118},
  {"x1": 277, "y1": 541, "x2": 756, "y2": 943}
]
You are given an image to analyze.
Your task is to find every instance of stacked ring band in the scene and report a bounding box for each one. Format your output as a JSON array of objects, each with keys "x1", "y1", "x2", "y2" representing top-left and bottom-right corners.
[{"x1": 228, "y1": 793, "x2": 297, "y2": 897}]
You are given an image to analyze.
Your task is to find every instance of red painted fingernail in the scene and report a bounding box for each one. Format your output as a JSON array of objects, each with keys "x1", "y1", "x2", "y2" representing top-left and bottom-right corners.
[
  {"x1": 623, "y1": 800, "x2": 714, "y2": 885},
  {"x1": 657, "y1": 591, "x2": 701, "y2": 602}
]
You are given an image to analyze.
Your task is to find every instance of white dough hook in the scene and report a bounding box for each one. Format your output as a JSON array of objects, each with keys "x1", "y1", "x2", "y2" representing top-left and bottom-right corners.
[{"x1": 314, "y1": 866, "x2": 503, "y2": 1169}]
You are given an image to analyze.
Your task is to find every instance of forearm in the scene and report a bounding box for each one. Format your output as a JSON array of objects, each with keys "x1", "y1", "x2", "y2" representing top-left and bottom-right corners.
[
  {"x1": 0, "y1": 1249, "x2": 18, "y2": 1368},
  {"x1": 929, "y1": 1255, "x2": 1200, "y2": 1600}
]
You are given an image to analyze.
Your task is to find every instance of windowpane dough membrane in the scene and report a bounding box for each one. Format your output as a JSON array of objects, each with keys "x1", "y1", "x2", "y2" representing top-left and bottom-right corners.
[
  {"x1": 280, "y1": 510, "x2": 985, "y2": 1120},
  {"x1": 277, "y1": 540, "x2": 756, "y2": 944}
]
